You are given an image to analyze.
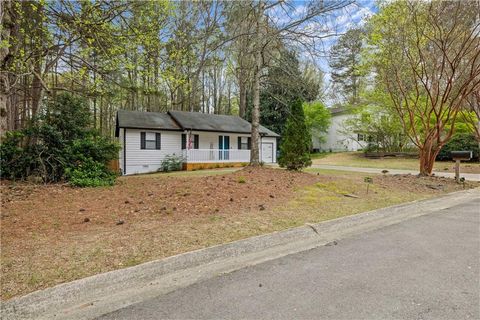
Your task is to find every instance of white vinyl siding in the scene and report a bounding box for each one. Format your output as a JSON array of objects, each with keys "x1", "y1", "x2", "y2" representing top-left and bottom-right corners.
[
  {"x1": 119, "y1": 128, "x2": 278, "y2": 175},
  {"x1": 319, "y1": 114, "x2": 366, "y2": 152},
  {"x1": 121, "y1": 129, "x2": 182, "y2": 175}
]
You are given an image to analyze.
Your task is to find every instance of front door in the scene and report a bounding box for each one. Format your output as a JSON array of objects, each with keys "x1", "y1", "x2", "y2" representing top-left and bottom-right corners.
[{"x1": 219, "y1": 135, "x2": 230, "y2": 160}]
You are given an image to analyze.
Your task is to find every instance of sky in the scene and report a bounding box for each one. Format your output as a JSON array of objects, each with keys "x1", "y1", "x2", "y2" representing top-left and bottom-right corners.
[
  {"x1": 316, "y1": 1, "x2": 378, "y2": 83},
  {"x1": 269, "y1": 0, "x2": 378, "y2": 101}
]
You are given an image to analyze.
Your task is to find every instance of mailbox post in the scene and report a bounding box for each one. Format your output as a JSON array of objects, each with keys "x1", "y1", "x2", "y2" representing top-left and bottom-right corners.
[{"x1": 451, "y1": 151, "x2": 472, "y2": 181}]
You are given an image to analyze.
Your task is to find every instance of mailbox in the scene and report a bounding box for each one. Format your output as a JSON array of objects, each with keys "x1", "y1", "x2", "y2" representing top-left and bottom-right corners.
[
  {"x1": 451, "y1": 151, "x2": 472, "y2": 182},
  {"x1": 451, "y1": 151, "x2": 472, "y2": 161}
]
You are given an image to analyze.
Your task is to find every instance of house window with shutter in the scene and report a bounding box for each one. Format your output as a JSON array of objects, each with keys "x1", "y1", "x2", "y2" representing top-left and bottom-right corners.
[
  {"x1": 182, "y1": 133, "x2": 199, "y2": 149},
  {"x1": 141, "y1": 132, "x2": 161, "y2": 150},
  {"x1": 238, "y1": 136, "x2": 250, "y2": 150},
  {"x1": 193, "y1": 134, "x2": 199, "y2": 149},
  {"x1": 181, "y1": 134, "x2": 186, "y2": 149}
]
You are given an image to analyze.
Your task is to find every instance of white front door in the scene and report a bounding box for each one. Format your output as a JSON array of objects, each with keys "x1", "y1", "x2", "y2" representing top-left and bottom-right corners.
[{"x1": 261, "y1": 143, "x2": 274, "y2": 163}]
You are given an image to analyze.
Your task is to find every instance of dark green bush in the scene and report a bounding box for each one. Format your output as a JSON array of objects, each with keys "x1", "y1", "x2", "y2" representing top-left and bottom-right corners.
[
  {"x1": 0, "y1": 131, "x2": 31, "y2": 180},
  {"x1": 278, "y1": 99, "x2": 312, "y2": 170},
  {"x1": 437, "y1": 133, "x2": 479, "y2": 161},
  {"x1": 65, "y1": 158, "x2": 116, "y2": 187},
  {"x1": 67, "y1": 136, "x2": 119, "y2": 165},
  {"x1": 0, "y1": 93, "x2": 119, "y2": 187}
]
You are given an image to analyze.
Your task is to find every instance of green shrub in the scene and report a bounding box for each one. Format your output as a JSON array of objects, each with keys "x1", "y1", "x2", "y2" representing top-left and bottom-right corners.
[
  {"x1": 0, "y1": 93, "x2": 119, "y2": 186},
  {"x1": 278, "y1": 99, "x2": 312, "y2": 170},
  {"x1": 437, "y1": 133, "x2": 479, "y2": 161},
  {"x1": 159, "y1": 154, "x2": 184, "y2": 172},
  {"x1": 67, "y1": 136, "x2": 119, "y2": 164},
  {"x1": 237, "y1": 176, "x2": 246, "y2": 183},
  {"x1": 0, "y1": 131, "x2": 30, "y2": 180},
  {"x1": 65, "y1": 158, "x2": 116, "y2": 187}
]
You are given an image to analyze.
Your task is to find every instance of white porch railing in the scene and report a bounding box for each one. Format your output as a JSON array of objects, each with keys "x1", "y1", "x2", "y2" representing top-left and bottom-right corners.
[{"x1": 183, "y1": 149, "x2": 250, "y2": 163}]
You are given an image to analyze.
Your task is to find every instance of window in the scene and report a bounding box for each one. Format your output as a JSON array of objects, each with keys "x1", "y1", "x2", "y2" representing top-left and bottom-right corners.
[
  {"x1": 237, "y1": 136, "x2": 251, "y2": 150},
  {"x1": 194, "y1": 134, "x2": 199, "y2": 149},
  {"x1": 182, "y1": 134, "x2": 199, "y2": 149},
  {"x1": 357, "y1": 133, "x2": 365, "y2": 142},
  {"x1": 141, "y1": 132, "x2": 160, "y2": 150}
]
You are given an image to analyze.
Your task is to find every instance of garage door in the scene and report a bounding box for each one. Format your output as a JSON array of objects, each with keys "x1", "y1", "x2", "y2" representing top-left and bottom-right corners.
[{"x1": 261, "y1": 143, "x2": 274, "y2": 163}]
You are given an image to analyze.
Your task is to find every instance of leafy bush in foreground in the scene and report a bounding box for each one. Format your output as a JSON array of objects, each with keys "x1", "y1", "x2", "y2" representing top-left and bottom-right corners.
[
  {"x1": 159, "y1": 154, "x2": 184, "y2": 172},
  {"x1": 65, "y1": 158, "x2": 117, "y2": 187},
  {"x1": 0, "y1": 93, "x2": 119, "y2": 187},
  {"x1": 437, "y1": 133, "x2": 479, "y2": 161}
]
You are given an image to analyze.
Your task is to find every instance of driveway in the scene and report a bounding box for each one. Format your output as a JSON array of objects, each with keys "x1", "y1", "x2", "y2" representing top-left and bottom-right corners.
[
  {"x1": 98, "y1": 197, "x2": 480, "y2": 320},
  {"x1": 311, "y1": 164, "x2": 480, "y2": 181}
]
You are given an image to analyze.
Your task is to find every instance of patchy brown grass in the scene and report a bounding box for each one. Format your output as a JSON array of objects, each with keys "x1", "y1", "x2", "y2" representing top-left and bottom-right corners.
[{"x1": 1, "y1": 167, "x2": 477, "y2": 300}]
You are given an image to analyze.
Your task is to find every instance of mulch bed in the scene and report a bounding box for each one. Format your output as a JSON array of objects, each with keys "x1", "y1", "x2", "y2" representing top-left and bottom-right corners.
[{"x1": 1, "y1": 167, "x2": 320, "y2": 236}]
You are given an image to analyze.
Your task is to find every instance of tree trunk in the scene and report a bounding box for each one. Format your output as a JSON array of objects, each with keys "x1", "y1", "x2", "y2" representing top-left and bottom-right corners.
[
  {"x1": 30, "y1": 61, "x2": 43, "y2": 119},
  {"x1": 0, "y1": 0, "x2": 14, "y2": 134},
  {"x1": 250, "y1": 1, "x2": 263, "y2": 166},
  {"x1": 238, "y1": 71, "x2": 247, "y2": 119},
  {"x1": 418, "y1": 142, "x2": 440, "y2": 176}
]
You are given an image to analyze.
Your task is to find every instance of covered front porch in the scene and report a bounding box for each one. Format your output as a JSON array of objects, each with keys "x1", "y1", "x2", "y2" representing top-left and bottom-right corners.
[{"x1": 182, "y1": 149, "x2": 251, "y2": 170}]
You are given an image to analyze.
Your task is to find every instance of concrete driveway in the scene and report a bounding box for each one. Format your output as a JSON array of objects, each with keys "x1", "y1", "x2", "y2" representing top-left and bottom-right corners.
[
  {"x1": 98, "y1": 197, "x2": 480, "y2": 320},
  {"x1": 311, "y1": 164, "x2": 480, "y2": 181}
]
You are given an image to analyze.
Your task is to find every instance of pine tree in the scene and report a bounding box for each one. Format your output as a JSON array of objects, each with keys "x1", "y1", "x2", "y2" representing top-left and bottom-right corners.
[
  {"x1": 278, "y1": 99, "x2": 312, "y2": 170},
  {"x1": 329, "y1": 28, "x2": 365, "y2": 105}
]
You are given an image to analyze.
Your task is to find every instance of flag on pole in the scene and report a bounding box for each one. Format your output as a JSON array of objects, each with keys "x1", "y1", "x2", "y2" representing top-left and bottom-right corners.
[{"x1": 187, "y1": 131, "x2": 193, "y2": 149}]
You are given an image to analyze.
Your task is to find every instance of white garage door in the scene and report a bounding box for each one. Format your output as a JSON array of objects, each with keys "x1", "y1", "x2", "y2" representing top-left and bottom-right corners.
[{"x1": 261, "y1": 143, "x2": 274, "y2": 163}]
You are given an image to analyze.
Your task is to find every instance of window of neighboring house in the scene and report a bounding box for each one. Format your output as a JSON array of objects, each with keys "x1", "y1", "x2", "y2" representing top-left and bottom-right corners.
[
  {"x1": 237, "y1": 136, "x2": 251, "y2": 150},
  {"x1": 141, "y1": 132, "x2": 161, "y2": 150},
  {"x1": 357, "y1": 133, "x2": 365, "y2": 142},
  {"x1": 182, "y1": 134, "x2": 199, "y2": 149}
]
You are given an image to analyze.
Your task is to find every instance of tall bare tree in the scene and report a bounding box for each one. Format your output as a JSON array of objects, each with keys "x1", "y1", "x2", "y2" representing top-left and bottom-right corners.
[{"x1": 247, "y1": 0, "x2": 353, "y2": 165}]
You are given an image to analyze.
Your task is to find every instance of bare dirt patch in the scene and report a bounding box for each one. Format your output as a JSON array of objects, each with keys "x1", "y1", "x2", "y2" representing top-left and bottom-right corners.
[
  {"x1": 1, "y1": 167, "x2": 317, "y2": 299},
  {"x1": 1, "y1": 167, "x2": 477, "y2": 299}
]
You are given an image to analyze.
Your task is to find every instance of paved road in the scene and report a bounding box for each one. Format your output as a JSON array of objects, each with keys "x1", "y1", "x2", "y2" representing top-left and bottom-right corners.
[
  {"x1": 311, "y1": 164, "x2": 480, "y2": 181},
  {"x1": 98, "y1": 197, "x2": 480, "y2": 320}
]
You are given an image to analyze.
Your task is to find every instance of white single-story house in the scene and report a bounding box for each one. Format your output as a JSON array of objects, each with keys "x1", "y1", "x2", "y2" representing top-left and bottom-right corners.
[
  {"x1": 318, "y1": 107, "x2": 366, "y2": 152},
  {"x1": 115, "y1": 110, "x2": 280, "y2": 175}
]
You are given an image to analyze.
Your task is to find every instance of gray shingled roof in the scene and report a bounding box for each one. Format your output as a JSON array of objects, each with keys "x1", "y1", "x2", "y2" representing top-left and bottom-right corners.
[
  {"x1": 116, "y1": 110, "x2": 280, "y2": 137},
  {"x1": 169, "y1": 111, "x2": 279, "y2": 137},
  {"x1": 116, "y1": 110, "x2": 181, "y2": 131}
]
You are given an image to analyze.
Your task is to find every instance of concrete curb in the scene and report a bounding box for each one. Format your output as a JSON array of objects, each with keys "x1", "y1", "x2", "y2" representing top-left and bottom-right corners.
[{"x1": 3, "y1": 188, "x2": 479, "y2": 320}]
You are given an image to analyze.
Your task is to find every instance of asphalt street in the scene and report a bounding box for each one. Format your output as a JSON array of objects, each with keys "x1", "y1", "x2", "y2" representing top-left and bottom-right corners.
[{"x1": 98, "y1": 197, "x2": 480, "y2": 320}]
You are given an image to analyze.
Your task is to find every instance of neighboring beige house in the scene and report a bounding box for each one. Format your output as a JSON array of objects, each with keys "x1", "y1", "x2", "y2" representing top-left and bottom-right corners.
[
  {"x1": 318, "y1": 107, "x2": 366, "y2": 152},
  {"x1": 115, "y1": 110, "x2": 279, "y2": 175}
]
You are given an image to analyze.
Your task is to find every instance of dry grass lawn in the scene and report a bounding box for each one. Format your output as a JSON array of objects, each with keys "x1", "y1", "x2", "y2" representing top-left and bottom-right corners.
[
  {"x1": 312, "y1": 152, "x2": 480, "y2": 173},
  {"x1": 1, "y1": 167, "x2": 477, "y2": 300}
]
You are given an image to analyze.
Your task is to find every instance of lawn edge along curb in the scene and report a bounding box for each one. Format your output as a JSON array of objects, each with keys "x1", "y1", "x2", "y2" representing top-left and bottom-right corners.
[{"x1": 3, "y1": 188, "x2": 479, "y2": 320}]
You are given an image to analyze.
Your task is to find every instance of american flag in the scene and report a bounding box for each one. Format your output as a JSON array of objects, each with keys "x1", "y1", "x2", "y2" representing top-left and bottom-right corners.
[{"x1": 187, "y1": 132, "x2": 193, "y2": 149}]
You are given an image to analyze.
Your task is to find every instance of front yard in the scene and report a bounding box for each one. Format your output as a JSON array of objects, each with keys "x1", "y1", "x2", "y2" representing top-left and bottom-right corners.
[
  {"x1": 312, "y1": 152, "x2": 480, "y2": 173},
  {"x1": 1, "y1": 167, "x2": 477, "y2": 299}
]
